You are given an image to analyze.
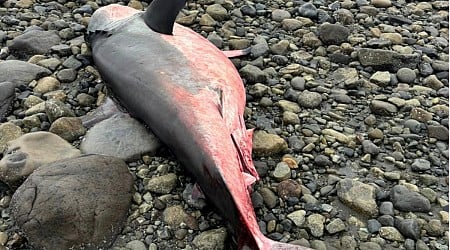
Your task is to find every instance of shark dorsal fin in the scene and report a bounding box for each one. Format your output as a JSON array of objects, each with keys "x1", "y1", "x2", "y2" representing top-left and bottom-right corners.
[{"x1": 143, "y1": 0, "x2": 186, "y2": 35}]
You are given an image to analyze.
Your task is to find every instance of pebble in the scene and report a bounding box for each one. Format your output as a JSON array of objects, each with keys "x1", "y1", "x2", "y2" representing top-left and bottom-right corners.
[
  {"x1": 145, "y1": 173, "x2": 178, "y2": 194},
  {"x1": 272, "y1": 162, "x2": 291, "y2": 181},
  {"x1": 397, "y1": 219, "x2": 420, "y2": 240},
  {"x1": 396, "y1": 68, "x2": 416, "y2": 83},
  {"x1": 252, "y1": 130, "x2": 288, "y2": 156},
  {"x1": 297, "y1": 90, "x2": 322, "y2": 108},
  {"x1": 318, "y1": 23, "x2": 350, "y2": 45},
  {"x1": 337, "y1": 178, "x2": 378, "y2": 216},
  {"x1": 391, "y1": 185, "x2": 431, "y2": 212},
  {"x1": 239, "y1": 64, "x2": 267, "y2": 83},
  {"x1": 411, "y1": 159, "x2": 431, "y2": 171},
  {"x1": 0, "y1": 122, "x2": 23, "y2": 152},
  {"x1": 33, "y1": 76, "x2": 60, "y2": 94},
  {"x1": 259, "y1": 187, "x2": 278, "y2": 209},
  {"x1": 206, "y1": 4, "x2": 228, "y2": 21},
  {"x1": 379, "y1": 226, "x2": 404, "y2": 242},
  {"x1": 125, "y1": 240, "x2": 146, "y2": 250},
  {"x1": 370, "y1": 71, "x2": 391, "y2": 86},
  {"x1": 271, "y1": 9, "x2": 291, "y2": 22},
  {"x1": 49, "y1": 117, "x2": 86, "y2": 142},
  {"x1": 428, "y1": 125, "x2": 449, "y2": 141},
  {"x1": 370, "y1": 100, "x2": 398, "y2": 115},
  {"x1": 192, "y1": 228, "x2": 227, "y2": 250},
  {"x1": 306, "y1": 214, "x2": 325, "y2": 237}
]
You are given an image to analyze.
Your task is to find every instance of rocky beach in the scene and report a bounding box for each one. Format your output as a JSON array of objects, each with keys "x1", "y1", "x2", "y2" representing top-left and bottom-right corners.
[{"x1": 0, "y1": 0, "x2": 448, "y2": 249}]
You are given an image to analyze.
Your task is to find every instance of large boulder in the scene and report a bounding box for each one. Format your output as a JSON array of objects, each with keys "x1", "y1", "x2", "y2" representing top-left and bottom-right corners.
[{"x1": 10, "y1": 154, "x2": 134, "y2": 249}]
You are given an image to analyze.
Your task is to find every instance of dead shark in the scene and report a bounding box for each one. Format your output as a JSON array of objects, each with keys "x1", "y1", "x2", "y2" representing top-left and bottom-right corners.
[{"x1": 87, "y1": 1, "x2": 311, "y2": 249}]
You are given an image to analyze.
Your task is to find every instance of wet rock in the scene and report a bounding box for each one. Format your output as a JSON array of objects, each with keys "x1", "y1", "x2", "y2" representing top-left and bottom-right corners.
[
  {"x1": 145, "y1": 173, "x2": 177, "y2": 194},
  {"x1": 252, "y1": 130, "x2": 288, "y2": 156},
  {"x1": 318, "y1": 23, "x2": 349, "y2": 45},
  {"x1": 192, "y1": 228, "x2": 227, "y2": 250},
  {"x1": 10, "y1": 155, "x2": 133, "y2": 249},
  {"x1": 358, "y1": 48, "x2": 420, "y2": 71},
  {"x1": 49, "y1": 117, "x2": 86, "y2": 142},
  {"x1": 391, "y1": 185, "x2": 431, "y2": 212},
  {"x1": 337, "y1": 178, "x2": 378, "y2": 216},
  {"x1": 81, "y1": 115, "x2": 161, "y2": 161},
  {"x1": 0, "y1": 60, "x2": 51, "y2": 87},
  {"x1": 0, "y1": 132, "x2": 81, "y2": 186},
  {"x1": 0, "y1": 82, "x2": 14, "y2": 120},
  {"x1": 8, "y1": 30, "x2": 61, "y2": 57},
  {"x1": 0, "y1": 122, "x2": 23, "y2": 152}
]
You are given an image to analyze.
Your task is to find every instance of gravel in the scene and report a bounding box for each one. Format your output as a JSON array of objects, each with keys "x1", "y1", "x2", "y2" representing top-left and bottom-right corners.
[{"x1": 0, "y1": 0, "x2": 448, "y2": 249}]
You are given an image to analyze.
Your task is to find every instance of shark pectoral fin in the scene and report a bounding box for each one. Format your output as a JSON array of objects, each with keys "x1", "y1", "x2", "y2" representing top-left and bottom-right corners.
[
  {"x1": 243, "y1": 172, "x2": 256, "y2": 187},
  {"x1": 222, "y1": 47, "x2": 251, "y2": 58},
  {"x1": 231, "y1": 128, "x2": 259, "y2": 181}
]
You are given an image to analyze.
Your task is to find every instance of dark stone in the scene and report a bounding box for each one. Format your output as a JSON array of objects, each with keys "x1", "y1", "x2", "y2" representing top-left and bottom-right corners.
[
  {"x1": 397, "y1": 219, "x2": 420, "y2": 240},
  {"x1": 367, "y1": 219, "x2": 382, "y2": 233},
  {"x1": 358, "y1": 48, "x2": 420, "y2": 72},
  {"x1": 298, "y1": 2, "x2": 317, "y2": 19},
  {"x1": 318, "y1": 23, "x2": 349, "y2": 45},
  {"x1": 8, "y1": 30, "x2": 61, "y2": 57},
  {"x1": 391, "y1": 185, "x2": 431, "y2": 212},
  {"x1": 10, "y1": 155, "x2": 133, "y2": 249},
  {"x1": 428, "y1": 125, "x2": 449, "y2": 141}
]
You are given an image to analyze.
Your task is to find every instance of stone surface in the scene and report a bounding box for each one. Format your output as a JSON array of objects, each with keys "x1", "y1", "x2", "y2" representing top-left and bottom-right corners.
[
  {"x1": 0, "y1": 60, "x2": 51, "y2": 87},
  {"x1": 391, "y1": 185, "x2": 431, "y2": 212},
  {"x1": 192, "y1": 228, "x2": 227, "y2": 250},
  {"x1": 252, "y1": 130, "x2": 288, "y2": 156},
  {"x1": 8, "y1": 30, "x2": 61, "y2": 57},
  {"x1": 10, "y1": 155, "x2": 133, "y2": 249},
  {"x1": 318, "y1": 23, "x2": 349, "y2": 45},
  {"x1": 81, "y1": 115, "x2": 161, "y2": 161},
  {"x1": 0, "y1": 82, "x2": 14, "y2": 120},
  {"x1": 0, "y1": 122, "x2": 23, "y2": 152},
  {"x1": 49, "y1": 117, "x2": 86, "y2": 142},
  {"x1": 358, "y1": 48, "x2": 420, "y2": 71},
  {"x1": 337, "y1": 178, "x2": 378, "y2": 216},
  {"x1": 0, "y1": 132, "x2": 81, "y2": 186}
]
